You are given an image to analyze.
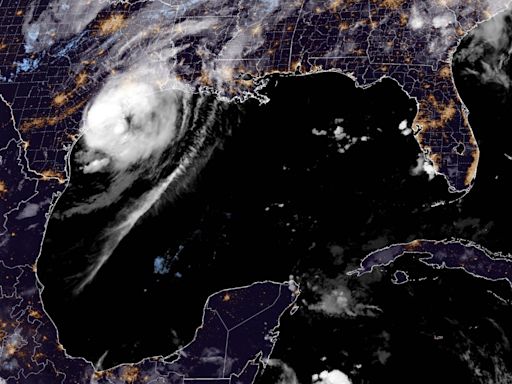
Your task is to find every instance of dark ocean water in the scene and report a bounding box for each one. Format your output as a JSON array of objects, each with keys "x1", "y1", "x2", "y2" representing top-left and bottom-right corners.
[
  {"x1": 255, "y1": 24, "x2": 512, "y2": 384},
  {"x1": 38, "y1": 22, "x2": 512, "y2": 383}
]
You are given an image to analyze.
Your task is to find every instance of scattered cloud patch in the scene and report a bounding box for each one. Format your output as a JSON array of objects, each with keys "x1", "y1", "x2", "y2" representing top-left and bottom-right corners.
[
  {"x1": 333, "y1": 126, "x2": 370, "y2": 154},
  {"x1": 308, "y1": 276, "x2": 382, "y2": 318},
  {"x1": 15, "y1": 57, "x2": 40, "y2": 73},
  {"x1": 154, "y1": 256, "x2": 170, "y2": 275},
  {"x1": 312, "y1": 128, "x2": 328, "y2": 136},
  {"x1": 309, "y1": 288, "x2": 355, "y2": 317},
  {"x1": 398, "y1": 120, "x2": 412, "y2": 136}
]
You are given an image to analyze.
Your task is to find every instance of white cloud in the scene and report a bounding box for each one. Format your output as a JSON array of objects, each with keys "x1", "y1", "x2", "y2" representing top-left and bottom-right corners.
[
  {"x1": 409, "y1": 5, "x2": 425, "y2": 30},
  {"x1": 455, "y1": 9, "x2": 512, "y2": 89},
  {"x1": 398, "y1": 120, "x2": 412, "y2": 135},
  {"x1": 432, "y1": 14, "x2": 453, "y2": 29},
  {"x1": 81, "y1": 63, "x2": 186, "y2": 171},
  {"x1": 333, "y1": 126, "x2": 347, "y2": 141},
  {"x1": 312, "y1": 370, "x2": 352, "y2": 384},
  {"x1": 17, "y1": 203, "x2": 40, "y2": 219},
  {"x1": 309, "y1": 288, "x2": 356, "y2": 317},
  {"x1": 312, "y1": 128, "x2": 327, "y2": 136},
  {"x1": 410, "y1": 154, "x2": 436, "y2": 180},
  {"x1": 82, "y1": 157, "x2": 110, "y2": 173}
]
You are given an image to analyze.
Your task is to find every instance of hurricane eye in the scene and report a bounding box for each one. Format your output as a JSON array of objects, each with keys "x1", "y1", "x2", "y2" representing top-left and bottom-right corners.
[{"x1": 124, "y1": 113, "x2": 133, "y2": 126}]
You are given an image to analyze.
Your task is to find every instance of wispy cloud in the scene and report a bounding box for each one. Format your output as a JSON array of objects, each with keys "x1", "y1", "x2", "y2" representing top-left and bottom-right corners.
[
  {"x1": 23, "y1": 0, "x2": 111, "y2": 52},
  {"x1": 73, "y1": 158, "x2": 191, "y2": 293}
]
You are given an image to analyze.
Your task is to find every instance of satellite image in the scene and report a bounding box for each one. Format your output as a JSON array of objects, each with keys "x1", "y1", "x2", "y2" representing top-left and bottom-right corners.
[{"x1": 2, "y1": 0, "x2": 512, "y2": 383}]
